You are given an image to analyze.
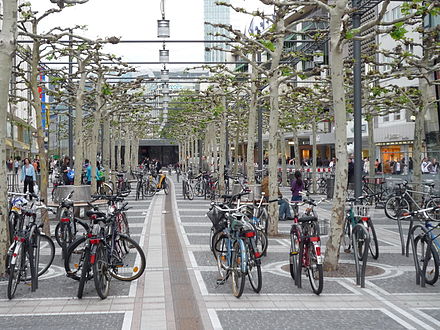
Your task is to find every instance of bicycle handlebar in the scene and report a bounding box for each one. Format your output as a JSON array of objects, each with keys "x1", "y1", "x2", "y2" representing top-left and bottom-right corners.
[{"x1": 211, "y1": 203, "x2": 248, "y2": 213}]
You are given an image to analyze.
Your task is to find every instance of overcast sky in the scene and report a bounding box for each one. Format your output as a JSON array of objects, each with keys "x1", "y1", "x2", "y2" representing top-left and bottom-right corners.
[{"x1": 32, "y1": 0, "x2": 268, "y2": 72}]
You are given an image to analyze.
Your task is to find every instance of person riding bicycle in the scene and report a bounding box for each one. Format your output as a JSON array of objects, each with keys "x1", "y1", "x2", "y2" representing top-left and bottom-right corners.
[{"x1": 261, "y1": 172, "x2": 292, "y2": 221}]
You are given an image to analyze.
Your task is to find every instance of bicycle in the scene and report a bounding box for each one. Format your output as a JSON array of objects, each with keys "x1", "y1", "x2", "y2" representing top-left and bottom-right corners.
[
  {"x1": 7, "y1": 192, "x2": 30, "y2": 244},
  {"x1": 289, "y1": 198, "x2": 324, "y2": 295},
  {"x1": 65, "y1": 202, "x2": 144, "y2": 299},
  {"x1": 401, "y1": 206, "x2": 440, "y2": 286},
  {"x1": 7, "y1": 198, "x2": 56, "y2": 299},
  {"x1": 54, "y1": 191, "x2": 89, "y2": 259},
  {"x1": 385, "y1": 180, "x2": 440, "y2": 221},
  {"x1": 182, "y1": 173, "x2": 194, "y2": 200},
  {"x1": 342, "y1": 196, "x2": 379, "y2": 260},
  {"x1": 210, "y1": 202, "x2": 262, "y2": 298}
]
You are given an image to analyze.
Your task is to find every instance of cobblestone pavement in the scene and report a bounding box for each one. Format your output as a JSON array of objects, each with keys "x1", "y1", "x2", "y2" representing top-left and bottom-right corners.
[{"x1": 3, "y1": 174, "x2": 440, "y2": 329}]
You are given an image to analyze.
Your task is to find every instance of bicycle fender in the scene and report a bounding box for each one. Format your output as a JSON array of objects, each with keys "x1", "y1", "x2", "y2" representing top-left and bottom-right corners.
[{"x1": 239, "y1": 239, "x2": 247, "y2": 273}]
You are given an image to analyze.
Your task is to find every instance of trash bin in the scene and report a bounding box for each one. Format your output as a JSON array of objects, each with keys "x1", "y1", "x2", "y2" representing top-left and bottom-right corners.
[{"x1": 326, "y1": 176, "x2": 335, "y2": 199}]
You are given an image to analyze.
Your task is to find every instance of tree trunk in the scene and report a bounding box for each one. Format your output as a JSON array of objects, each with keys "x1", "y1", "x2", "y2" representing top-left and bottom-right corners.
[
  {"x1": 117, "y1": 120, "x2": 122, "y2": 171},
  {"x1": 246, "y1": 55, "x2": 258, "y2": 184},
  {"x1": 73, "y1": 63, "x2": 87, "y2": 185},
  {"x1": 124, "y1": 127, "x2": 130, "y2": 171},
  {"x1": 311, "y1": 121, "x2": 317, "y2": 193},
  {"x1": 293, "y1": 127, "x2": 300, "y2": 169},
  {"x1": 280, "y1": 130, "x2": 288, "y2": 187},
  {"x1": 233, "y1": 128, "x2": 239, "y2": 176},
  {"x1": 367, "y1": 115, "x2": 376, "y2": 176},
  {"x1": 102, "y1": 114, "x2": 110, "y2": 171},
  {"x1": 218, "y1": 97, "x2": 227, "y2": 194},
  {"x1": 0, "y1": 0, "x2": 18, "y2": 275},
  {"x1": 323, "y1": 2, "x2": 349, "y2": 271},
  {"x1": 90, "y1": 74, "x2": 103, "y2": 193},
  {"x1": 267, "y1": 20, "x2": 284, "y2": 236}
]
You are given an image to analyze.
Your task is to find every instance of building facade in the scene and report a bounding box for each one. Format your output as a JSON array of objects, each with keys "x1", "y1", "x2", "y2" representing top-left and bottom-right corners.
[{"x1": 204, "y1": 0, "x2": 230, "y2": 62}]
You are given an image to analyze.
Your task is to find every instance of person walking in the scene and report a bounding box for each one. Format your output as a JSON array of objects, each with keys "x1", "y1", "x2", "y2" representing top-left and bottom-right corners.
[
  {"x1": 291, "y1": 170, "x2": 304, "y2": 202},
  {"x1": 20, "y1": 158, "x2": 36, "y2": 198},
  {"x1": 14, "y1": 158, "x2": 19, "y2": 174},
  {"x1": 61, "y1": 156, "x2": 71, "y2": 185}
]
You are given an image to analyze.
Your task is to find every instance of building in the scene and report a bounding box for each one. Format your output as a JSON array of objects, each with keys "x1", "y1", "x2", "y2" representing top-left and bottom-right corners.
[{"x1": 204, "y1": 0, "x2": 230, "y2": 62}]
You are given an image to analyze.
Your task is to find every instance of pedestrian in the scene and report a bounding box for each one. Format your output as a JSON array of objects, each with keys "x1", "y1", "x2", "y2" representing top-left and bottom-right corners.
[
  {"x1": 20, "y1": 158, "x2": 36, "y2": 199},
  {"x1": 61, "y1": 156, "x2": 71, "y2": 185},
  {"x1": 409, "y1": 157, "x2": 413, "y2": 174},
  {"x1": 261, "y1": 172, "x2": 292, "y2": 221},
  {"x1": 348, "y1": 158, "x2": 354, "y2": 186},
  {"x1": 422, "y1": 157, "x2": 430, "y2": 174},
  {"x1": 430, "y1": 158, "x2": 438, "y2": 174},
  {"x1": 201, "y1": 155, "x2": 210, "y2": 173},
  {"x1": 363, "y1": 157, "x2": 370, "y2": 175},
  {"x1": 291, "y1": 170, "x2": 304, "y2": 202},
  {"x1": 14, "y1": 158, "x2": 19, "y2": 174},
  {"x1": 394, "y1": 159, "x2": 401, "y2": 175}
]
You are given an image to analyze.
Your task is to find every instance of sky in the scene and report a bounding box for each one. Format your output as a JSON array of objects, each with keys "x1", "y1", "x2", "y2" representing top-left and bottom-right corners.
[{"x1": 32, "y1": 0, "x2": 268, "y2": 73}]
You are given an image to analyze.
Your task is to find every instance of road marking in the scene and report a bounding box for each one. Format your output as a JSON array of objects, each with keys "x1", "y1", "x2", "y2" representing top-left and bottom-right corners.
[
  {"x1": 412, "y1": 309, "x2": 440, "y2": 328},
  {"x1": 122, "y1": 311, "x2": 133, "y2": 330},
  {"x1": 207, "y1": 309, "x2": 223, "y2": 330}
]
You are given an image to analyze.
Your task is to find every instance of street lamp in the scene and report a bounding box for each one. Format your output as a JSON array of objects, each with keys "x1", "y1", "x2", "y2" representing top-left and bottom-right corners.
[
  {"x1": 159, "y1": 48, "x2": 169, "y2": 63},
  {"x1": 157, "y1": 19, "x2": 170, "y2": 38},
  {"x1": 161, "y1": 69, "x2": 169, "y2": 82}
]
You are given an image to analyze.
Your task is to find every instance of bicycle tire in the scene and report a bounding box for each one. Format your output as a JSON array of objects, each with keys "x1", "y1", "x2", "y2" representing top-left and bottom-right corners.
[
  {"x1": 194, "y1": 181, "x2": 204, "y2": 197},
  {"x1": 109, "y1": 234, "x2": 146, "y2": 281},
  {"x1": 255, "y1": 229, "x2": 268, "y2": 256},
  {"x1": 342, "y1": 217, "x2": 352, "y2": 253},
  {"x1": 93, "y1": 243, "x2": 110, "y2": 299},
  {"x1": 77, "y1": 248, "x2": 91, "y2": 299},
  {"x1": 307, "y1": 243, "x2": 323, "y2": 295},
  {"x1": 247, "y1": 248, "x2": 262, "y2": 293},
  {"x1": 426, "y1": 197, "x2": 440, "y2": 221},
  {"x1": 231, "y1": 241, "x2": 245, "y2": 298},
  {"x1": 144, "y1": 179, "x2": 156, "y2": 197},
  {"x1": 7, "y1": 243, "x2": 24, "y2": 299},
  {"x1": 8, "y1": 212, "x2": 19, "y2": 244},
  {"x1": 64, "y1": 236, "x2": 88, "y2": 281},
  {"x1": 213, "y1": 232, "x2": 228, "y2": 280},
  {"x1": 55, "y1": 218, "x2": 88, "y2": 248},
  {"x1": 185, "y1": 183, "x2": 194, "y2": 200},
  {"x1": 384, "y1": 196, "x2": 410, "y2": 220},
  {"x1": 25, "y1": 233, "x2": 55, "y2": 280},
  {"x1": 289, "y1": 225, "x2": 300, "y2": 282},
  {"x1": 352, "y1": 224, "x2": 369, "y2": 262},
  {"x1": 414, "y1": 235, "x2": 439, "y2": 285},
  {"x1": 367, "y1": 219, "x2": 379, "y2": 260}
]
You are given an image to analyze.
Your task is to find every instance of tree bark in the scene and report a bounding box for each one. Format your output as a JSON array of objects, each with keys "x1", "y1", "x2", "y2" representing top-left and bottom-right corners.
[
  {"x1": 0, "y1": 0, "x2": 18, "y2": 275},
  {"x1": 90, "y1": 73, "x2": 103, "y2": 193},
  {"x1": 323, "y1": 0, "x2": 349, "y2": 271},
  {"x1": 311, "y1": 121, "x2": 317, "y2": 193},
  {"x1": 293, "y1": 127, "x2": 300, "y2": 169},
  {"x1": 367, "y1": 115, "x2": 376, "y2": 176},
  {"x1": 102, "y1": 114, "x2": 110, "y2": 171},
  {"x1": 218, "y1": 96, "x2": 227, "y2": 194},
  {"x1": 280, "y1": 130, "x2": 288, "y2": 187}
]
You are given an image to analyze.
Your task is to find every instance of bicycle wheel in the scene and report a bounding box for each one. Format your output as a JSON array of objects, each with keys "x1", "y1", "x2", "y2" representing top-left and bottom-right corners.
[
  {"x1": 367, "y1": 219, "x2": 379, "y2": 260},
  {"x1": 414, "y1": 234, "x2": 439, "y2": 285},
  {"x1": 185, "y1": 183, "x2": 194, "y2": 200},
  {"x1": 7, "y1": 243, "x2": 24, "y2": 299},
  {"x1": 255, "y1": 229, "x2": 268, "y2": 256},
  {"x1": 77, "y1": 248, "x2": 91, "y2": 299},
  {"x1": 143, "y1": 179, "x2": 156, "y2": 197},
  {"x1": 426, "y1": 197, "x2": 440, "y2": 221},
  {"x1": 352, "y1": 224, "x2": 369, "y2": 262},
  {"x1": 99, "y1": 183, "x2": 113, "y2": 196},
  {"x1": 231, "y1": 241, "x2": 245, "y2": 298},
  {"x1": 194, "y1": 181, "x2": 204, "y2": 197},
  {"x1": 307, "y1": 243, "x2": 323, "y2": 295},
  {"x1": 26, "y1": 234, "x2": 55, "y2": 279},
  {"x1": 289, "y1": 225, "x2": 300, "y2": 281},
  {"x1": 109, "y1": 234, "x2": 146, "y2": 281},
  {"x1": 93, "y1": 243, "x2": 110, "y2": 299},
  {"x1": 64, "y1": 236, "x2": 88, "y2": 281},
  {"x1": 247, "y1": 247, "x2": 262, "y2": 293},
  {"x1": 384, "y1": 196, "x2": 410, "y2": 220},
  {"x1": 8, "y1": 212, "x2": 18, "y2": 244},
  {"x1": 214, "y1": 233, "x2": 228, "y2": 279},
  {"x1": 342, "y1": 217, "x2": 352, "y2": 253}
]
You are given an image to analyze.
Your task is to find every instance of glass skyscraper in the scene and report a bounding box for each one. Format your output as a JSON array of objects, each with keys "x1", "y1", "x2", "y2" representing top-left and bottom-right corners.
[{"x1": 204, "y1": 0, "x2": 230, "y2": 62}]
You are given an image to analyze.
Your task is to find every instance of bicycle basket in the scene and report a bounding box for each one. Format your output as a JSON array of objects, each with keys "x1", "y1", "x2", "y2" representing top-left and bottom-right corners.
[
  {"x1": 207, "y1": 207, "x2": 226, "y2": 230},
  {"x1": 353, "y1": 205, "x2": 374, "y2": 218}
]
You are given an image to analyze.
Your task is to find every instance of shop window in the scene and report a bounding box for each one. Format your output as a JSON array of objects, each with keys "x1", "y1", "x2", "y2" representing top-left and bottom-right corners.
[{"x1": 394, "y1": 111, "x2": 401, "y2": 120}]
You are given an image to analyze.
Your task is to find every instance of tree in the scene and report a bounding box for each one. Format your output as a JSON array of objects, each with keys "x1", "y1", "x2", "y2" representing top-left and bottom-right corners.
[{"x1": 0, "y1": 0, "x2": 18, "y2": 275}]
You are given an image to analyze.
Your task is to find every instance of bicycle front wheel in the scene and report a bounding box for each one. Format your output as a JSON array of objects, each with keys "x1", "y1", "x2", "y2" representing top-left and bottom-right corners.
[
  {"x1": 185, "y1": 183, "x2": 194, "y2": 200},
  {"x1": 231, "y1": 241, "x2": 245, "y2": 298},
  {"x1": 289, "y1": 225, "x2": 300, "y2": 282},
  {"x1": 65, "y1": 236, "x2": 88, "y2": 281},
  {"x1": 247, "y1": 249, "x2": 262, "y2": 293},
  {"x1": 352, "y1": 224, "x2": 369, "y2": 262},
  {"x1": 93, "y1": 243, "x2": 111, "y2": 299},
  {"x1": 426, "y1": 198, "x2": 440, "y2": 221},
  {"x1": 367, "y1": 219, "x2": 379, "y2": 260},
  {"x1": 77, "y1": 248, "x2": 91, "y2": 299},
  {"x1": 26, "y1": 234, "x2": 55, "y2": 279},
  {"x1": 109, "y1": 234, "x2": 146, "y2": 281},
  {"x1": 307, "y1": 243, "x2": 323, "y2": 295},
  {"x1": 414, "y1": 234, "x2": 439, "y2": 285},
  {"x1": 7, "y1": 243, "x2": 24, "y2": 299}
]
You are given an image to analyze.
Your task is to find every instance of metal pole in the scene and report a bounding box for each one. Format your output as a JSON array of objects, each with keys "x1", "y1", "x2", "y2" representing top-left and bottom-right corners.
[
  {"x1": 353, "y1": 7, "x2": 362, "y2": 199},
  {"x1": 225, "y1": 120, "x2": 229, "y2": 170},
  {"x1": 258, "y1": 106, "x2": 263, "y2": 171},
  {"x1": 68, "y1": 31, "x2": 73, "y2": 161}
]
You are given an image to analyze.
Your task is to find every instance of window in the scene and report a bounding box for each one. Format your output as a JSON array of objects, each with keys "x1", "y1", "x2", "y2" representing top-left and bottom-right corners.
[
  {"x1": 394, "y1": 111, "x2": 401, "y2": 120},
  {"x1": 383, "y1": 115, "x2": 389, "y2": 122}
]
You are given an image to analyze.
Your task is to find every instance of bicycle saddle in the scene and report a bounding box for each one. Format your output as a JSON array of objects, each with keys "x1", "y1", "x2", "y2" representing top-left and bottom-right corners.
[
  {"x1": 298, "y1": 216, "x2": 318, "y2": 223},
  {"x1": 86, "y1": 210, "x2": 106, "y2": 219},
  {"x1": 61, "y1": 200, "x2": 74, "y2": 208}
]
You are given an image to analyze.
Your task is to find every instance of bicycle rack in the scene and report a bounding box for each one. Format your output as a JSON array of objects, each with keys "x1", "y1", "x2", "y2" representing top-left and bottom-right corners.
[
  {"x1": 352, "y1": 224, "x2": 370, "y2": 288},
  {"x1": 409, "y1": 224, "x2": 431, "y2": 287}
]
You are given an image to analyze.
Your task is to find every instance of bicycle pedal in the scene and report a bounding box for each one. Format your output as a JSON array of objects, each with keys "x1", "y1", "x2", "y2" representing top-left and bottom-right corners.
[
  {"x1": 344, "y1": 248, "x2": 351, "y2": 254},
  {"x1": 216, "y1": 278, "x2": 226, "y2": 287}
]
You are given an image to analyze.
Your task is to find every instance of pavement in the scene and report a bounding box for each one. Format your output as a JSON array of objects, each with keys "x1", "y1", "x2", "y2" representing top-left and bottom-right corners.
[{"x1": 2, "y1": 173, "x2": 440, "y2": 329}]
